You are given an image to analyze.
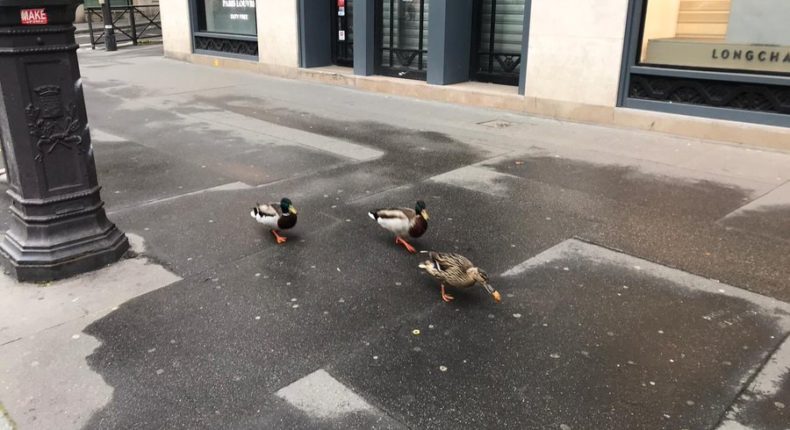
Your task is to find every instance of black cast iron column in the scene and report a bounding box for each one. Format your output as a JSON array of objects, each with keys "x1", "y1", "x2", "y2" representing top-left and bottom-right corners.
[{"x1": 0, "y1": 0, "x2": 129, "y2": 282}]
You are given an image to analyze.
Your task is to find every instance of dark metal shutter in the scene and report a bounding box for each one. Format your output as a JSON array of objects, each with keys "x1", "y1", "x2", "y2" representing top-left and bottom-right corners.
[
  {"x1": 474, "y1": 0, "x2": 525, "y2": 85},
  {"x1": 381, "y1": 0, "x2": 430, "y2": 79}
]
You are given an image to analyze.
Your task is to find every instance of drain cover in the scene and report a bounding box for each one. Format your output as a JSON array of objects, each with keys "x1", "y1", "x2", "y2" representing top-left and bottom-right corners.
[{"x1": 478, "y1": 119, "x2": 512, "y2": 128}]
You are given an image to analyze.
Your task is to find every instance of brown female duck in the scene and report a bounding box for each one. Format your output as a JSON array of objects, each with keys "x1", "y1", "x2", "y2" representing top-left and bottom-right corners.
[{"x1": 419, "y1": 252, "x2": 501, "y2": 303}]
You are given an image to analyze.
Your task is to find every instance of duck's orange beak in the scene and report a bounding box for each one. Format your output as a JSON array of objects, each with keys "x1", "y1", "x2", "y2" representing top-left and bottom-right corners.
[{"x1": 482, "y1": 282, "x2": 501, "y2": 303}]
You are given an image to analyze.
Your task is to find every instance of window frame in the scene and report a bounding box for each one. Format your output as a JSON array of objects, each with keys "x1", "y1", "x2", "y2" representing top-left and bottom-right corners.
[
  {"x1": 618, "y1": 0, "x2": 790, "y2": 127},
  {"x1": 188, "y1": 0, "x2": 259, "y2": 60}
]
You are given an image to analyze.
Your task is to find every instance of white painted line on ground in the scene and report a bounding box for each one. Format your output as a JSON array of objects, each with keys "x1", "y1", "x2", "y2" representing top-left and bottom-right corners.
[
  {"x1": 429, "y1": 165, "x2": 520, "y2": 197},
  {"x1": 90, "y1": 128, "x2": 128, "y2": 143},
  {"x1": 717, "y1": 335, "x2": 790, "y2": 430},
  {"x1": 107, "y1": 181, "x2": 253, "y2": 215},
  {"x1": 503, "y1": 238, "x2": 790, "y2": 430},
  {"x1": 748, "y1": 335, "x2": 790, "y2": 398},
  {"x1": 275, "y1": 369, "x2": 374, "y2": 419},
  {"x1": 188, "y1": 110, "x2": 384, "y2": 162},
  {"x1": 0, "y1": 405, "x2": 14, "y2": 430},
  {"x1": 516, "y1": 145, "x2": 776, "y2": 197},
  {"x1": 501, "y1": 239, "x2": 790, "y2": 329},
  {"x1": 716, "y1": 421, "x2": 751, "y2": 430},
  {"x1": 721, "y1": 181, "x2": 790, "y2": 220}
]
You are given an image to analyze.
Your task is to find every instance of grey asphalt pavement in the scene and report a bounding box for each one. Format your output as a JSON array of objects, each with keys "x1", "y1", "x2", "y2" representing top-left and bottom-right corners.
[{"x1": 1, "y1": 45, "x2": 789, "y2": 430}]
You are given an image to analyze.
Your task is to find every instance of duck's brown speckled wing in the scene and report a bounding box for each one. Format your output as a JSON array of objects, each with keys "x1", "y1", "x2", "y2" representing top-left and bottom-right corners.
[
  {"x1": 426, "y1": 252, "x2": 477, "y2": 288},
  {"x1": 429, "y1": 252, "x2": 474, "y2": 272}
]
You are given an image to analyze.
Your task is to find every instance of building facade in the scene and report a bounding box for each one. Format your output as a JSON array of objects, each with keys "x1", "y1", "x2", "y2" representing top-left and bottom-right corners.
[{"x1": 161, "y1": 0, "x2": 789, "y2": 149}]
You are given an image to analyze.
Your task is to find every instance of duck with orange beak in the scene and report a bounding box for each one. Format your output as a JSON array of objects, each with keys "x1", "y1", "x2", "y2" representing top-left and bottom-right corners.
[
  {"x1": 419, "y1": 252, "x2": 502, "y2": 303},
  {"x1": 368, "y1": 200, "x2": 429, "y2": 253},
  {"x1": 251, "y1": 198, "x2": 298, "y2": 244}
]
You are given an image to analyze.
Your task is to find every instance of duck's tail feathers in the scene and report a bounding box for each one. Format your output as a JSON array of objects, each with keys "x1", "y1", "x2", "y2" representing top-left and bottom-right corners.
[{"x1": 368, "y1": 211, "x2": 379, "y2": 221}]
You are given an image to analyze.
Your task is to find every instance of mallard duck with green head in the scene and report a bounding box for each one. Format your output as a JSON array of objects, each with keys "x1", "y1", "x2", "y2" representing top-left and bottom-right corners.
[
  {"x1": 251, "y1": 198, "x2": 298, "y2": 244},
  {"x1": 368, "y1": 200, "x2": 429, "y2": 253},
  {"x1": 419, "y1": 252, "x2": 501, "y2": 303}
]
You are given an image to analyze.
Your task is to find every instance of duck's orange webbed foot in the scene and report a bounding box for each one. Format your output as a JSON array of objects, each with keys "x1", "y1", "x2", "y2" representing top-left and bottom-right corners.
[
  {"x1": 441, "y1": 284, "x2": 455, "y2": 303},
  {"x1": 395, "y1": 236, "x2": 417, "y2": 253},
  {"x1": 271, "y1": 230, "x2": 288, "y2": 244}
]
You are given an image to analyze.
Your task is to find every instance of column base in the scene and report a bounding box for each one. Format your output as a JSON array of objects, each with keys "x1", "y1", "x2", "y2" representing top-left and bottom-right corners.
[{"x1": 0, "y1": 226, "x2": 129, "y2": 283}]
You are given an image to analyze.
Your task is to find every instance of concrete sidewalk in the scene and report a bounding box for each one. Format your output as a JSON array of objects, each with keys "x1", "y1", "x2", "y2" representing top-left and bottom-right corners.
[{"x1": 0, "y1": 45, "x2": 788, "y2": 430}]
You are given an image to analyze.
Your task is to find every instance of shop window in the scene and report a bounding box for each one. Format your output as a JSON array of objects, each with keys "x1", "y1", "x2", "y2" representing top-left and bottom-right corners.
[
  {"x1": 620, "y1": 0, "x2": 790, "y2": 127},
  {"x1": 191, "y1": 0, "x2": 258, "y2": 58},
  {"x1": 195, "y1": 0, "x2": 257, "y2": 36},
  {"x1": 640, "y1": 0, "x2": 790, "y2": 75}
]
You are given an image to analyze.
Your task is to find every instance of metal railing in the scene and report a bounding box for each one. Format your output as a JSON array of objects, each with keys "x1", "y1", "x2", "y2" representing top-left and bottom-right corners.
[{"x1": 85, "y1": 4, "x2": 162, "y2": 49}]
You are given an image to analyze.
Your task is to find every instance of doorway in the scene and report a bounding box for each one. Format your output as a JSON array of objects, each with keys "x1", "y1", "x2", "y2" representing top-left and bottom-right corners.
[{"x1": 331, "y1": 0, "x2": 354, "y2": 67}]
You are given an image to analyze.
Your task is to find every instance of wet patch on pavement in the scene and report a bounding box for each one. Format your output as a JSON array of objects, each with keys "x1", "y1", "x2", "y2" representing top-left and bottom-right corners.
[
  {"x1": 442, "y1": 155, "x2": 790, "y2": 302},
  {"x1": 93, "y1": 137, "x2": 238, "y2": 209},
  {"x1": 79, "y1": 231, "x2": 430, "y2": 429},
  {"x1": 273, "y1": 369, "x2": 405, "y2": 429},
  {"x1": 429, "y1": 165, "x2": 521, "y2": 198},
  {"x1": 4, "y1": 47, "x2": 787, "y2": 430},
  {"x1": 721, "y1": 204, "x2": 790, "y2": 244},
  {"x1": 328, "y1": 239, "x2": 790, "y2": 430},
  {"x1": 185, "y1": 109, "x2": 384, "y2": 162},
  {"x1": 487, "y1": 155, "x2": 751, "y2": 221},
  {"x1": 109, "y1": 185, "x2": 347, "y2": 277},
  {"x1": 193, "y1": 95, "x2": 488, "y2": 183},
  {"x1": 85, "y1": 90, "x2": 352, "y2": 187},
  {"x1": 0, "y1": 254, "x2": 180, "y2": 430}
]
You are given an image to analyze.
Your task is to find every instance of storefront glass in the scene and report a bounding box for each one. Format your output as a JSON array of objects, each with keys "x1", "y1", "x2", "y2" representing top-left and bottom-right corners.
[
  {"x1": 196, "y1": 0, "x2": 257, "y2": 36},
  {"x1": 640, "y1": 0, "x2": 790, "y2": 75}
]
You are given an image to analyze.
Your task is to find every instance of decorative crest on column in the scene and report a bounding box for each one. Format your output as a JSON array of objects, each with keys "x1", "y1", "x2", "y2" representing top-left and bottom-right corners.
[{"x1": 25, "y1": 85, "x2": 83, "y2": 162}]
